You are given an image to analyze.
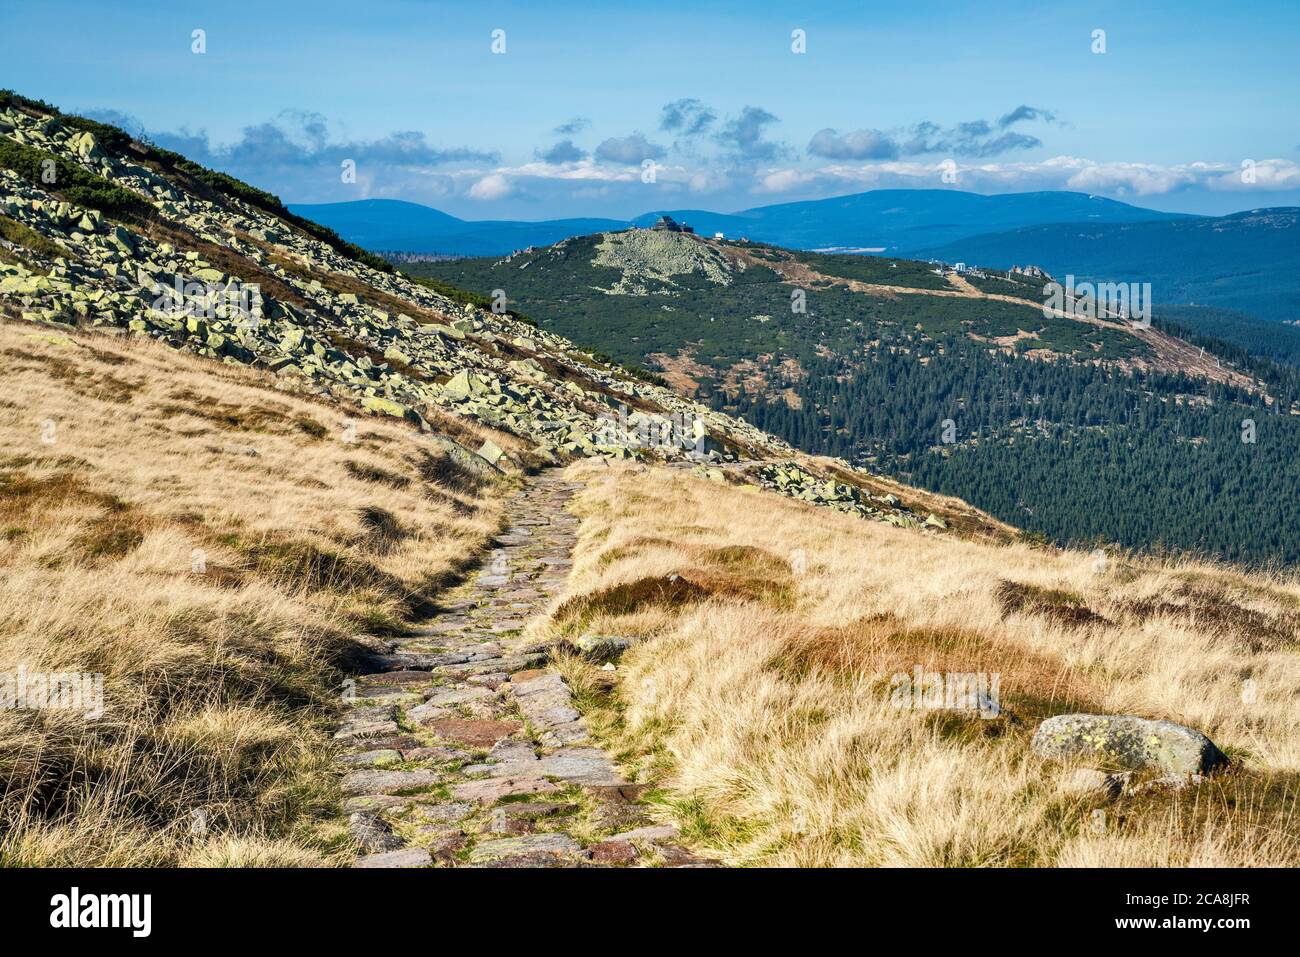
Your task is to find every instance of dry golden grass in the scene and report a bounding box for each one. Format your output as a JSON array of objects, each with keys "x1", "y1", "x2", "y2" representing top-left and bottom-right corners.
[
  {"x1": 546, "y1": 459, "x2": 1300, "y2": 866},
  {"x1": 0, "y1": 320, "x2": 508, "y2": 866}
]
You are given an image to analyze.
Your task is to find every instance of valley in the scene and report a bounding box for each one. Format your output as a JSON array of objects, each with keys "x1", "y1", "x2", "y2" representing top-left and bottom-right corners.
[{"x1": 409, "y1": 230, "x2": 1300, "y2": 565}]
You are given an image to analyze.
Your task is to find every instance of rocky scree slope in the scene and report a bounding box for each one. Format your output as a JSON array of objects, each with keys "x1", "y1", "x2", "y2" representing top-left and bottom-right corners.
[{"x1": 0, "y1": 98, "x2": 1003, "y2": 537}]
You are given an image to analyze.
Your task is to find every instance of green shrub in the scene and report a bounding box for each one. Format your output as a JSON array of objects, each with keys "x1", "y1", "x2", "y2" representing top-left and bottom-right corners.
[
  {"x1": 0, "y1": 136, "x2": 152, "y2": 220},
  {"x1": 0, "y1": 212, "x2": 66, "y2": 258}
]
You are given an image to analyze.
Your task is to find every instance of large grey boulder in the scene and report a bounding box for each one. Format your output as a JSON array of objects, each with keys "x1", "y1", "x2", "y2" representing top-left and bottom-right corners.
[
  {"x1": 1031, "y1": 714, "x2": 1228, "y2": 776},
  {"x1": 426, "y1": 434, "x2": 500, "y2": 478}
]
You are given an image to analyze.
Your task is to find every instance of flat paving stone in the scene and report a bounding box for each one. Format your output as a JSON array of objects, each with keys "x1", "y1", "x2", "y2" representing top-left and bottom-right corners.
[
  {"x1": 468, "y1": 832, "x2": 589, "y2": 864},
  {"x1": 344, "y1": 734, "x2": 421, "y2": 752},
  {"x1": 450, "y1": 775, "x2": 561, "y2": 803},
  {"x1": 610, "y1": 824, "x2": 680, "y2": 842},
  {"x1": 409, "y1": 802, "x2": 476, "y2": 826},
  {"x1": 343, "y1": 794, "x2": 418, "y2": 814},
  {"x1": 333, "y1": 721, "x2": 400, "y2": 740},
  {"x1": 349, "y1": 812, "x2": 406, "y2": 853},
  {"x1": 402, "y1": 745, "x2": 471, "y2": 763},
  {"x1": 333, "y1": 749, "x2": 403, "y2": 767},
  {"x1": 424, "y1": 685, "x2": 495, "y2": 707},
  {"x1": 532, "y1": 748, "x2": 623, "y2": 786},
  {"x1": 427, "y1": 717, "x2": 523, "y2": 748},
  {"x1": 341, "y1": 769, "x2": 441, "y2": 796},
  {"x1": 355, "y1": 847, "x2": 431, "y2": 868}
]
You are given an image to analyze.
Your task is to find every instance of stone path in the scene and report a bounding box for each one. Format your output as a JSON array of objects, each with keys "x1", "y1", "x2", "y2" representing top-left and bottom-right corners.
[{"x1": 335, "y1": 470, "x2": 706, "y2": 868}]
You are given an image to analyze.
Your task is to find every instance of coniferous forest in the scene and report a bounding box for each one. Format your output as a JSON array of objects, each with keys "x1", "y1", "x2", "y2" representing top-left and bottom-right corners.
[{"x1": 722, "y1": 329, "x2": 1300, "y2": 565}]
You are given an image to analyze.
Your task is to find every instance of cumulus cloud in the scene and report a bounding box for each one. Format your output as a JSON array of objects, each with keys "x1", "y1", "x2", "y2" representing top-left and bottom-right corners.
[
  {"x1": 807, "y1": 128, "x2": 899, "y2": 160},
  {"x1": 659, "y1": 98, "x2": 716, "y2": 137},
  {"x1": 594, "y1": 132, "x2": 666, "y2": 164},
  {"x1": 1059, "y1": 159, "x2": 1199, "y2": 195},
  {"x1": 997, "y1": 105, "x2": 1057, "y2": 128},
  {"x1": 536, "y1": 139, "x2": 588, "y2": 164},
  {"x1": 82, "y1": 108, "x2": 496, "y2": 203},
  {"x1": 83, "y1": 108, "x2": 148, "y2": 139},
  {"x1": 468, "y1": 173, "x2": 514, "y2": 200},
  {"x1": 1206, "y1": 158, "x2": 1300, "y2": 191},
  {"x1": 807, "y1": 106, "x2": 1058, "y2": 163},
  {"x1": 79, "y1": 102, "x2": 1297, "y2": 216},
  {"x1": 900, "y1": 118, "x2": 1042, "y2": 158},
  {"x1": 715, "y1": 105, "x2": 789, "y2": 162},
  {"x1": 149, "y1": 110, "x2": 492, "y2": 170}
]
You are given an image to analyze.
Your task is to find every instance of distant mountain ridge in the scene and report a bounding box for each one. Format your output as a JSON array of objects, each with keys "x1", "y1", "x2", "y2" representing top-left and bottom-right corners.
[
  {"x1": 289, "y1": 189, "x2": 1189, "y2": 257},
  {"x1": 919, "y1": 208, "x2": 1300, "y2": 322},
  {"x1": 293, "y1": 192, "x2": 1297, "y2": 324},
  {"x1": 632, "y1": 189, "x2": 1193, "y2": 251},
  {"x1": 287, "y1": 198, "x2": 626, "y2": 257}
]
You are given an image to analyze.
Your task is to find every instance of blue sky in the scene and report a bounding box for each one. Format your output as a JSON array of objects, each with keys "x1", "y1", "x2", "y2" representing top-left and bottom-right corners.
[{"x1": 4, "y1": 0, "x2": 1298, "y2": 218}]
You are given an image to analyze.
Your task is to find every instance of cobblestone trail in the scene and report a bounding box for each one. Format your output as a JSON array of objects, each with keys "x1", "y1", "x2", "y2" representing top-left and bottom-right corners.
[{"x1": 335, "y1": 471, "x2": 705, "y2": 867}]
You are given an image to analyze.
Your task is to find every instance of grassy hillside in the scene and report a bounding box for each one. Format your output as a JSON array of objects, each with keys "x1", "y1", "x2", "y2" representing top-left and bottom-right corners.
[
  {"x1": 549, "y1": 459, "x2": 1300, "y2": 866},
  {"x1": 0, "y1": 322, "x2": 511, "y2": 865},
  {"x1": 3, "y1": 90, "x2": 1298, "y2": 873}
]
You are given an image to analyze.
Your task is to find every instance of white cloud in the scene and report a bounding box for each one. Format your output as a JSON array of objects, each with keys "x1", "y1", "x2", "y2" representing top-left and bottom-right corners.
[
  {"x1": 686, "y1": 167, "x2": 732, "y2": 193},
  {"x1": 1206, "y1": 158, "x2": 1300, "y2": 191},
  {"x1": 758, "y1": 168, "x2": 817, "y2": 192},
  {"x1": 468, "y1": 173, "x2": 513, "y2": 200},
  {"x1": 750, "y1": 156, "x2": 1300, "y2": 198}
]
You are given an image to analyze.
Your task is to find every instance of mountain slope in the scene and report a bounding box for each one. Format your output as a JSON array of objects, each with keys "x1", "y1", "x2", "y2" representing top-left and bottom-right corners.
[
  {"x1": 553, "y1": 456, "x2": 1300, "y2": 867},
  {"x1": 0, "y1": 92, "x2": 1005, "y2": 535},
  {"x1": 920, "y1": 208, "x2": 1300, "y2": 323},
  {"x1": 0, "y1": 319, "x2": 517, "y2": 866},
  {"x1": 410, "y1": 229, "x2": 1300, "y2": 564},
  {"x1": 0, "y1": 92, "x2": 1018, "y2": 865}
]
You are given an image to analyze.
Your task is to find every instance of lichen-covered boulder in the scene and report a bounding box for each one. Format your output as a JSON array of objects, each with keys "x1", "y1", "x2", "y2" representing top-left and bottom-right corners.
[
  {"x1": 107, "y1": 225, "x2": 135, "y2": 255},
  {"x1": 428, "y1": 323, "x2": 465, "y2": 341},
  {"x1": 573, "y1": 634, "x2": 632, "y2": 662},
  {"x1": 72, "y1": 130, "x2": 103, "y2": 160},
  {"x1": 361, "y1": 395, "x2": 409, "y2": 419},
  {"x1": 476, "y1": 439, "x2": 504, "y2": 466},
  {"x1": 1031, "y1": 714, "x2": 1228, "y2": 776},
  {"x1": 426, "y1": 434, "x2": 499, "y2": 477},
  {"x1": 443, "y1": 370, "x2": 487, "y2": 401}
]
